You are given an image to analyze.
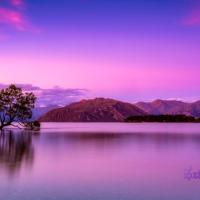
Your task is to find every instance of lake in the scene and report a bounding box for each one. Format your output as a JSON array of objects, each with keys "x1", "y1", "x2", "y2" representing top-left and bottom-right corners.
[{"x1": 0, "y1": 123, "x2": 200, "y2": 200}]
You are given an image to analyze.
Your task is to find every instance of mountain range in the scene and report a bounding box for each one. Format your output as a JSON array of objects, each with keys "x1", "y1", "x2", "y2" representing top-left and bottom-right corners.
[
  {"x1": 37, "y1": 98, "x2": 200, "y2": 122},
  {"x1": 136, "y1": 99, "x2": 200, "y2": 117}
]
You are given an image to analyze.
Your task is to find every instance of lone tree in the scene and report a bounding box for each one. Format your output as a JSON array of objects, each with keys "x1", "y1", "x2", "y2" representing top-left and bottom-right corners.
[{"x1": 0, "y1": 84, "x2": 40, "y2": 130}]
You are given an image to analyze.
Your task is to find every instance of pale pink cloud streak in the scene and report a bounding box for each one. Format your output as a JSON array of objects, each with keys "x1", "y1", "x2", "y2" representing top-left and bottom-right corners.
[
  {"x1": 0, "y1": 7, "x2": 27, "y2": 30},
  {"x1": 10, "y1": 0, "x2": 24, "y2": 8},
  {"x1": 183, "y1": 8, "x2": 200, "y2": 25},
  {"x1": 0, "y1": 0, "x2": 40, "y2": 35}
]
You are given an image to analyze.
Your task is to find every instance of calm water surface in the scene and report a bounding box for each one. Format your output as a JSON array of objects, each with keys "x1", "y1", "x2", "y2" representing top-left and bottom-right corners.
[{"x1": 0, "y1": 123, "x2": 200, "y2": 200}]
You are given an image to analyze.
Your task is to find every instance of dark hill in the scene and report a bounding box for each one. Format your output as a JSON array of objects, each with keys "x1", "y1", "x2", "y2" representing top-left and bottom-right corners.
[{"x1": 39, "y1": 98, "x2": 146, "y2": 122}]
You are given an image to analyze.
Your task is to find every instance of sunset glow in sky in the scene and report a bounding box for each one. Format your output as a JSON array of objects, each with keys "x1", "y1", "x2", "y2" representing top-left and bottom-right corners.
[{"x1": 0, "y1": 0, "x2": 200, "y2": 103}]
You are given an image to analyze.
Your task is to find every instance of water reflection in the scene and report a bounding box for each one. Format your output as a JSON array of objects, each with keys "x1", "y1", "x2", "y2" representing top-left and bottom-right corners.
[
  {"x1": 43, "y1": 131, "x2": 200, "y2": 152},
  {"x1": 0, "y1": 130, "x2": 37, "y2": 176},
  {"x1": 0, "y1": 123, "x2": 200, "y2": 200}
]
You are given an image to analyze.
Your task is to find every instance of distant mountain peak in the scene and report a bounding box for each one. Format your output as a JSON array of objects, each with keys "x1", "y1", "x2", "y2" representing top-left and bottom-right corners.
[{"x1": 136, "y1": 99, "x2": 200, "y2": 117}]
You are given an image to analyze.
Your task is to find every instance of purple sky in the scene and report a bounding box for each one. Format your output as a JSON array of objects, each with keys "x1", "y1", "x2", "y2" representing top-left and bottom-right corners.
[{"x1": 0, "y1": 0, "x2": 200, "y2": 105}]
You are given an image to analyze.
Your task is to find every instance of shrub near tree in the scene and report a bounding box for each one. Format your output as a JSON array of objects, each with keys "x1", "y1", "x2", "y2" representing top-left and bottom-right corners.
[{"x1": 0, "y1": 84, "x2": 40, "y2": 130}]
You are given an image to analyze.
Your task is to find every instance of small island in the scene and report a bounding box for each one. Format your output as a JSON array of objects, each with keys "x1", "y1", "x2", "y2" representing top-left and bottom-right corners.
[{"x1": 125, "y1": 115, "x2": 200, "y2": 123}]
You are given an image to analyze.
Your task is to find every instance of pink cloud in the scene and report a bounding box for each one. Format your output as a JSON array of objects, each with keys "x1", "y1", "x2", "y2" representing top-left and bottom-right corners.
[
  {"x1": 10, "y1": 0, "x2": 24, "y2": 9},
  {"x1": 0, "y1": 0, "x2": 40, "y2": 34},
  {"x1": 183, "y1": 8, "x2": 200, "y2": 25},
  {"x1": 0, "y1": 7, "x2": 27, "y2": 30}
]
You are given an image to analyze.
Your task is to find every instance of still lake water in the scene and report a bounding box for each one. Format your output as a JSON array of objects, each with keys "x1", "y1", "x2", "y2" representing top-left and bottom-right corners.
[{"x1": 0, "y1": 123, "x2": 200, "y2": 200}]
